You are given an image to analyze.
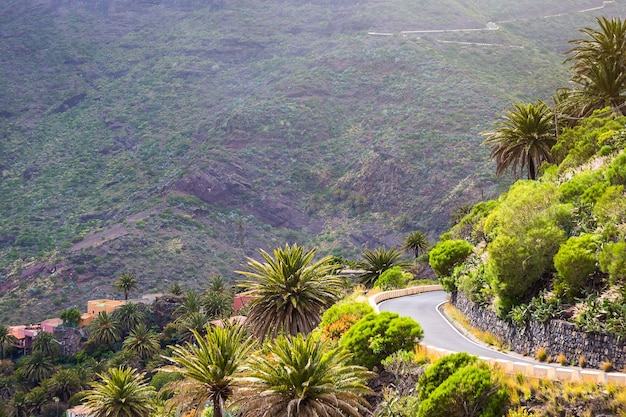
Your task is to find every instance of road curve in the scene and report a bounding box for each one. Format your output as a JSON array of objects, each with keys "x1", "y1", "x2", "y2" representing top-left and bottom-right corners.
[{"x1": 378, "y1": 290, "x2": 546, "y2": 365}]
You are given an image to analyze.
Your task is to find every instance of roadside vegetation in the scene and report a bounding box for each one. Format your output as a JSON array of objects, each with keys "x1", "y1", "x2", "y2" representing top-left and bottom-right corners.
[{"x1": 431, "y1": 16, "x2": 626, "y2": 342}]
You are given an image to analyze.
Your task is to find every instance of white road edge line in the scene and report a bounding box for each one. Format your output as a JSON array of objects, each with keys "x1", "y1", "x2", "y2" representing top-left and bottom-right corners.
[{"x1": 434, "y1": 300, "x2": 505, "y2": 354}]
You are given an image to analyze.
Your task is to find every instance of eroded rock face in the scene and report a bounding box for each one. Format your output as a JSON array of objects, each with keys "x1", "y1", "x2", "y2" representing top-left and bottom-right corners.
[
  {"x1": 174, "y1": 161, "x2": 252, "y2": 207},
  {"x1": 153, "y1": 294, "x2": 183, "y2": 328},
  {"x1": 174, "y1": 163, "x2": 314, "y2": 230}
]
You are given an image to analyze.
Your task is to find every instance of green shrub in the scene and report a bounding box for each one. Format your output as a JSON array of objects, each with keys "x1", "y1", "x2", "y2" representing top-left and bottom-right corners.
[
  {"x1": 553, "y1": 115, "x2": 626, "y2": 171},
  {"x1": 598, "y1": 144, "x2": 613, "y2": 156},
  {"x1": 374, "y1": 266, "x2": 410, "y2": 290},
  {"x1": 553, "y1": 234, "x2": 599, "y2": 299},
  {"x1": 428, "y1": 239, "x2": 474, "y2": 278},
  {"x1": 594, "y1": 185, "x2": 626, "y2": 224},
  {"x1": 150, "y1": 370, "x2": 183, "y2": 395},
  {"x1": 581, "y1": 181, "x2": 608, "y2": 205},
  {"x1": 527, "y1": 291, "x2": 566, "y2": 322},
  {"x1": 508, "y1": 304, "x2": 530, "y2": 328},
  {"x1": 487, "y1": 223, "x2": 565, "y2": 315},
  {"x1": 376, "y1": 394, "x2": 420, "y2": 417},
  {"x1": 439, "y1": 275, "x2": 458, "y2": 293},
  {"x1": 417, "y1": 364, "x2": 507, "y2": 417},
  {"x1": 449, "y1": 200, "x2": 499, "y2": 243},
  {"x1": 340, "y1": 311, "x2": 423, "y2": 369},
  {"x1": 417, "y1": 352, "x2": 478, "y2": 401},
  {"x1": 606, "y1": 152, "x2": 626, "y2": 185},
  {"x1": 381, "y1": 349, "x2": 421, "y2": 375},
  {"x1": 456, "y1": 260, "x2": 493, "y2": 306},
  {"x1": 559, "y1": 170, "x2": 604, "y2": 203},
  {"x1": 489, "y1": 181, "x2": 559, "y2": 237},
  {"x1": 319, "y1": 299, "x2": 373, "y2": 328},
  {"x1": 599, "y1": 241, "x2": 626, "y2": 285}
]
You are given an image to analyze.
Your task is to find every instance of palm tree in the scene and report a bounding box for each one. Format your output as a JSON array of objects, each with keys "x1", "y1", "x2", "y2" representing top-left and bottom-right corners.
[
  {"x1": 0, "y1": 375, "x2": 18, "y2": 401},
  {"x1": 482, "y1": 101, "x2": 556, "y2": 180},
  {"x1": 59, "y1": 308, "x2": 82, "y2": 328},
  {"x1": 9, "y1": 392, "x2": 28, "y2": 417},
  {"x1": 49, "y1": 369, "x2": 84, "y2": 403},
  {"x1": 236, "y1": 244, "x2": 343, "y2": 339},
  {"x1": 113, "y1": 273, "x2": 139, "y2": 300},
  {"x1": 21, "y1": 351, "x2": 55, "y2": 384},
  {"x1": 356, "y1": 247, "x2": 411, "y2": 288},
  {"x1": 163, "y1": 324, "x2": 255, "y2": 417},
  {"x1": 561, "y1": 17, "x2": 626, "y2": 118},
  {"x1": 84, "y1": 367, "x2": 155, "y2": 417},
  {"x1": 202, "y1": 275, "x2": 234, "y2": 319},
  {"x1": 176, "y1": 311, "x2": 210, "y2": 343},
  {"x1": 31, "y1": 332, "x2": 61, "y2": 360},
  {"x1": 88, "y1": 311, "x2": 121, "y2": 347},
  {"x1": 402, "y1": 231, "x2": 430, "y2": 259},
  {"x1": 169, "y1": 282, "x2": 184, "y2": 296},
  {"x1": 24, "y1": 386, "x2": 48, "y2": 416},
  {"x1": 174, "y1": 290, "x2": 202, "y2": 318},
  {"x1": 235, "y1": 334, "x2": 373, "y2": 417},
  {"x1": 203, "y1": 291, "x2": 233, "y2": 320},
  {"x1": 112, "y1": 303, "x2": 144, "y2": 336},
  {"x1": 0, "y1": 400, "x2": 9, "y2": 417},
  {"x1": 122, "y1": 324, "x2": 160, "y2": 362},
  {"x1": 207, "y1": 275, "x2": 227, "y2": 294},
  {"x1": 0, "y1": 326, "x2": 15, "y2": 360}
]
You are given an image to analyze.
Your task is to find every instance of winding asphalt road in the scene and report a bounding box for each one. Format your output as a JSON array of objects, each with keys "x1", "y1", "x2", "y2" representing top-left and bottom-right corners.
[{"x1": 379, "y1": 290, "x2": 549, "y2": 366}]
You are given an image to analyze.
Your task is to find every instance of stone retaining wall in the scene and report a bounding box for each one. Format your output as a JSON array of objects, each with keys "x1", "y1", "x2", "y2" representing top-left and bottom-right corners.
[
  {"x1": 371, "y1": 286, "x2": 626, "y2": 384},
  {"x1": 451, "y1": 292, "x2": 626, "y2": 370}
]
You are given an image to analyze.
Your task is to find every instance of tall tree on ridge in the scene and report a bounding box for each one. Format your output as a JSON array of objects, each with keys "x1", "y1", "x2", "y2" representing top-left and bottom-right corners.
[
  {"x1": 402, "y1": 231, "x2": 430, "y2": 259},
  {"x1": 114, "y1": 273, "x2": 138, "y2": 301},
  {"x1": 482, "y1": 101, "x2": 556, "y2": 180},
  {"x1": 560, "y1": 16, "x2": 626, "y2": 118}
]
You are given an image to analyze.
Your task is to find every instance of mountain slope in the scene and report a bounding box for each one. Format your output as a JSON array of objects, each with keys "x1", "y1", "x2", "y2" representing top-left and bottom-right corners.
[{"x1": 1, "y1": 0, "x2": 625, "y2": 323}]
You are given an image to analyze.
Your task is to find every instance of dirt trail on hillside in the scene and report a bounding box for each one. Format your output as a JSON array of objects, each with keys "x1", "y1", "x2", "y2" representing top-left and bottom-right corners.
[
  {"x1": 68, "y1": 205, "x2": 161, "y2": 252},
  {"x1": 368, "y1": 1, "x2": 615, "y2": 39}
]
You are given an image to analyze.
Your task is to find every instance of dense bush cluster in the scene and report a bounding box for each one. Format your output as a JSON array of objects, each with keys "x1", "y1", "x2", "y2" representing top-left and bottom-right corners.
[
  {"x1": 434, "y1": 112, "x2": 626, "y2": 335},
  {"x1": 340, "y1": 311, "x2": 423, "y2": 369}
]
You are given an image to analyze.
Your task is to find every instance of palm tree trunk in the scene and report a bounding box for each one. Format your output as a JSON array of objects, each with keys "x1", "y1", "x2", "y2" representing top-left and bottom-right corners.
[
  {"x1": 212, "y1": 393, "x2": 224, "y2": 417},
  {"x1": 528, "y1": 157, "x2": 536, "y2": 180}
]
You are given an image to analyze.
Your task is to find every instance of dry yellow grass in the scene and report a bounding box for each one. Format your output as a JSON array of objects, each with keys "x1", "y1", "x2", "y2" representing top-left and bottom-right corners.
[{"x1": 442, "y1": 303, "x2": 506, "y2": 350}]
